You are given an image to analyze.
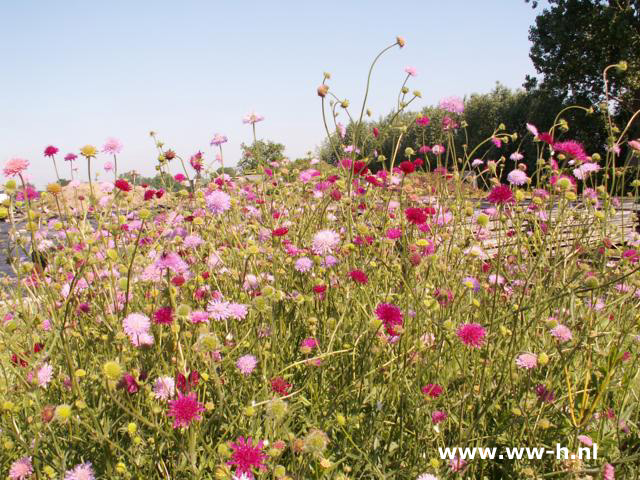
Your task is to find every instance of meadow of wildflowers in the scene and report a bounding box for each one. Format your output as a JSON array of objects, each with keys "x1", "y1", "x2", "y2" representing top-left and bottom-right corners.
[{"x1": 1, "y1": 38, "x2": 640, "y2": 479}]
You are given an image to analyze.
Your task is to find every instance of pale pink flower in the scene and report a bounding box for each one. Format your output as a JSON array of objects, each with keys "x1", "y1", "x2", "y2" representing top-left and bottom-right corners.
[
  {"x1": 3, "y1": 157, "x2": 29, "y2": 177},
  {"x1": 515, "y1": 353, "x2": 537, "y2": 369},
  {"x1": 550, "y1": 324, "x2": 572, "y2": 342},
  {"x1": 243, "y1": 112, "x2": 264, "y2": 124},
  {"x1": 102, "y1": 137, "x2": 123, "y2": 154},
  {"x1": 37, "y1": 362, "x2": 54, "y2": 388},
  {"x1": 603, "y1": 463, "x2": 615, "y2": 480},
  {"x1": 236, "y1": 354, "x2": 257, "y2": 375},
  {"x1": 210, "y1": 133, "x2": 228, "y2": 146},
  {"x1": 507, "y1": 169, "x2": 529, "y2": 186},
  {"x1": 438, "y1": 96, "x2": 464, "y2": 114},
  {"x1": 577, "y1": 435, "x2": 593, "y2": 447},
  {"x1": 9, "y1": 456, "x2": 33, "y2": 480},
  {"x1": 153, "y1": 376, "x2": 176, "y2": 400},
  {"x1": 404, "y1": 66, "x2": 417, "y2": 76},
  {"x1": 312, "y1": 229, "x2": 340, "y2": 255},
  {"x1": 205, "y1": 190, "x2": 231, "y2": 214}
]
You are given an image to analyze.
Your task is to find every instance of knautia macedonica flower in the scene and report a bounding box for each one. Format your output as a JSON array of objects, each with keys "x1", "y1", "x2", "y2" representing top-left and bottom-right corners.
[
  {"x1": 375, "y1": 303, "x2": 404, "y2": 336},
  {"x1": 167, "y1": 392, "x2": 205, "y2": 428}
]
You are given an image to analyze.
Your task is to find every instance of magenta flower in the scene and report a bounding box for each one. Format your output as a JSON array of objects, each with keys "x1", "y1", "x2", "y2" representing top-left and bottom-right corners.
[
  {"x1": 375, "y1": 303, "x2": 404, "y2": 336},
  {"x1": 456, "y1": 323, "x2": 486, "y2": 348},
  {"x1": 228, "y1": 436, "x2": 268, "y2": 477},
  {"x1": 44, "y1": 145, "x2": 59, "y2": 157},
  {"x1": 168, "y1": 392, "x2": 205, "y2": 428}
]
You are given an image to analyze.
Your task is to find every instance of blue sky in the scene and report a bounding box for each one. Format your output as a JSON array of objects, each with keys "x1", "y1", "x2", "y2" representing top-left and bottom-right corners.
[{"x1": 0, "y1": 1, "x2": 541, "y2": 187}]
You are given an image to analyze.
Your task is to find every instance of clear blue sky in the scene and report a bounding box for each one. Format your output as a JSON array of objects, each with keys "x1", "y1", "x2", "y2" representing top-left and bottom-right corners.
[{"x1": 0, "y1": 0, "x2": 541, "y2": 187}]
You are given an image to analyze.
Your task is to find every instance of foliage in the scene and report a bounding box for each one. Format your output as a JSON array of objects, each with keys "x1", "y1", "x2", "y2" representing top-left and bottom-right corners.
[{"x1": 239, "y1": 140, "x2": 286, "y2": 173}]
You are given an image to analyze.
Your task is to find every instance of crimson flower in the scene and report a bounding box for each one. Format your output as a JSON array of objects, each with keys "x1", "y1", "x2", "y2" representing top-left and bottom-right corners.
[
  {"x1": 114, "y1": 179, "x2": 132, "y2": 192},
  {"x1": 487, "y1": 185, "x2": 514, "y2": 205},
  {"x1": 405, "y1": 207, "x2": 427, "y2": 225}
]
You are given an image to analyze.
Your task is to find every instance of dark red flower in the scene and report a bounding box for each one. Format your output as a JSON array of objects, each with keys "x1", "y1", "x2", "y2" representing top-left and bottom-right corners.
[
  {"x1": 155, "y1": 189, "x2": 165, "y2": 199},
  {"x1": 399, "y1": 161, "x2": 415, "y2": 175},
  {"x1": 143, "y1": 189, "x2": 155, "y2": 200},
  {"x1": 272, "y1": 227, "x2": 289, "y2": 237},
  {"x1": 118, "y1": 373, "x2": 139, "y2": 394},
  {"x1": 270, "y1": 376, "x2": 292, "y2": 396},
  {"x1": 171, "y1": 275, "x2": 185, "y2": 287},
  {"x1": 349, "y1": 269, "x2": 368, "y2": 284},
  {"x1": 330, "y1": 189, "x2": 342, "y2": 201},
  {"x1": 405, "y1": 207, "x2": 427, "y2": 225},
  {"x1": 487, "y1": 185, "x2": 514, "y2": 205},
  {"x1": 153, "y1": 306, "x2": 173, "y2": 325},
  {"x1": 313, "y1": 284, "x2": 327, "y2": 294},
  {"x1": 115, "y1": 179, "x2": 132, "y2": 192},
  {"x1": 373, "y1": 127, "x2": 380, "y2": 138}
]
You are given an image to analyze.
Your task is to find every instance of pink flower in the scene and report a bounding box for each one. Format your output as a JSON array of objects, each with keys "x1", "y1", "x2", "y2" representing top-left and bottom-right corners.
[
  {"x1": 210, "y1": 133, "x2": 228, "y2": 146},
  {"x1": 3, "y1": 157, "x2": 29, "y2": 177},
  {"x1": 515, "y1": 353, "x2": 537, "y2": 369},
  {"x1": 236, "y1": 354, "x2": 257, "y2": 375},
  {"x1": 438, "y1": 96, "x2": 464, "y2": 114},
  {"x1": 628, "y1": 139, "x2": 640, "y2": 151},
  {"x1": 416, "y1": 116, "x2": 430, "y2": 127},
  {"x1": 295, "y1": 257, "x2": 313, "y2": 272},
  {"x1": 456, "y1": 323, "x2": 486, "y2": 348},
  {"x1": 526, "y1": 123, "x2": 539, "y2": 138},
  {"x1": 312, "y1": 229, "x2": 340, "y2": 255},
  {"x1": 37, "y1": 362, "x2": 53, "y2": 388},
  {"x1": 168, "y1": 392, "x2": 205, "y2": 428},
  {"x1": 205, "y1": 190, "x2": 231, "y2": 214},
  {"x1": 487, "y1": 185, "x2": 514, "y2": 205},
  {"x1": 64, "y1": 462, "x2": 95, "y2": 480},
  {"x1": 577, "y1": 435, "x2": 593, "y2": 447},
  {"x1": 123, "y1": 313, "x2": 150, "y2": 337},
  {"x1": 550, "y1": 324, "x2": 572, "y2": 342},
  {"x1": 404, "y1": 66, "x2": 417, "y2": 76},
  {"x1": 375, "y1": 303, "x2": 404, "y2": 336},
  {"x1": 64, "y1": 153, "x2": 77, "y2": 162},
  {"x1": 386, "y1": 228, "x2": 402, "y2": 240},
  {"x1": 431, "y1": 410, "x2": 448, "y2": 424},
  {"x1": 44, "y1": 145, "x2": 59, "y2": 157},
  {"x1": 228, "y1": 436, "x2": 268, "y2": 476},
  {"x1": 102, "y1": 137, "x2": 123, "y2": 155},
  {"x1": 507, "y1": 169, "x2": 529, "y2": 186},
  {"x1": 243, "y1": 112, "x2": 264, "y2": 124},
  {"x1": 603, "y1": 463, "x2": 615, "y2": 480},
  {"x1": 190, "y1": 310, "x2": 210, "y2": 324},
  {"x1": 421, "y1": 384, "x2": 443, "y2": 398},
  {"x1": 9, "y1": 456, "x2": 33, "y2": 480},
  {"x1": 154, "y1": 252, "x2": 189, "y2": 274},
  {"x1": 153, "y1": 376, "x2": 176, "y2": 400},
  {"x1": 553, "y1": 140, "x2": 587, "y2": 162}
]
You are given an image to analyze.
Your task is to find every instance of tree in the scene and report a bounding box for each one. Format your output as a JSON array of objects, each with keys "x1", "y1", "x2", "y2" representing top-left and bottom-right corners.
[
  {"x1": 526, "y1": 0, "x2": 640, "y2": 114},
  {"x1": 238, "y1": 140, "x2": 286, "y2": 172}
]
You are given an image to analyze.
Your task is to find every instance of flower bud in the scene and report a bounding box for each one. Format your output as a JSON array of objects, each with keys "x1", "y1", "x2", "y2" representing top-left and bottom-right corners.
[{"x1": 317, "y1": 85, "x2": 329, "y2": 97}]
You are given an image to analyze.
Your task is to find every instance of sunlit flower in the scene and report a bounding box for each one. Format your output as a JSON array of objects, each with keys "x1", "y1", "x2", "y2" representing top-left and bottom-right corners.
[
  {"x1": 515, "y1": 353, "x2": 537, "y2": 369},
  {"x1": 243, "y1": 112, "x2": 264, "y2": 124},
  {"x1": 64, "y1": 462, "x2": 95, "y2": 480},
  {"x1": 456, "y1": 323, "x2": 486, "y2": 348},
  {"x1": 228, "y1": 436, "x2": 268, "y2": 476},
  {"x1": 153, "y1": 376, "x2": 176, "y2": 400},
  {"x1": 438, "y1": 96, "x2": 464, "y2": 114},
  {"x1": 206, "y1": 190, "x2": 231, "y2": 214},
  {"x1": 312, "y1": 229, "x2": 340, "y2": 255},
  {"x1": 168, "y1": 392, "x2": 205, "y2": 428},
  {"x1": 9, "y1": 456, "x2": 33, "y2": 480},
  {"x1": 236, "y1": 354, "x2": 257, "y2": 375}
]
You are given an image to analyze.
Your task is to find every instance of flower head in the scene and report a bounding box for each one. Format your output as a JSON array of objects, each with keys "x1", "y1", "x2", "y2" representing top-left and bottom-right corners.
[
  {"x1": 80, "y1": 145, "x2": 97, "y2": 158},
  {"x1": 507, "y1": 169, "x2": 529, "y2": 186},
  {"x1": 405, "y1": 66, "x2": 417, "y2": 76},
  {"x1": 237, "y1": 354, "x2": 257, "y2": 375},
  {"x1": 168, "y1": 392, "x2": 205, "y2": 428},
  {"x1": 44, "y1": 145, "x2": 59, "y2": 157},
  {"x1": 375, "y1": 303, "x2": 404, "y2": 336},
  {"x1": 153, "y1": 376, "x2": 176, "y2": 400},
  {"x1": 438, "y1": 96, "x2": 464, "y2": 114},
  {"x1": 487, "y1": 185, "x2": 514, "y2": 205},
  {"x1": 515, "y1": 353, "x2": 537, "y2": 369},
  {"x1": 312, "y1": 229, "x2": 340, "y2": 255},
  {"x1": 550, "y1": 324, "x2": 572, "y2": 342},
  {"x1": 102, "y1": 137, "x2": 123, "y2": 155},
  {"x1": 243, "y1": 112, "x2": 264, "y2": 124},
  {"x1": 9, "y1": 456, "x2": 33, "y2": 480},
  {"x1": 205, "y1": 190, "x2": 231, "y2": 214},
  {"x1": 64, "y1": 462, "x2": 95, "y2": 480},
  {"x1": 456, "y1": 323, "x2": 486, "y2": 348},
  {"x1": 210, "y1": 133, "x2": 228, "y2": 146},
  {"x1": 3, "y1": 158, "x2": 29, "y2": 177},
  {"x1": 228, "y1": 436, "x2": 268, "y2": 476},
  {"x1": 294, "y1": 257, "x2": 313, "y2": 273}
]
